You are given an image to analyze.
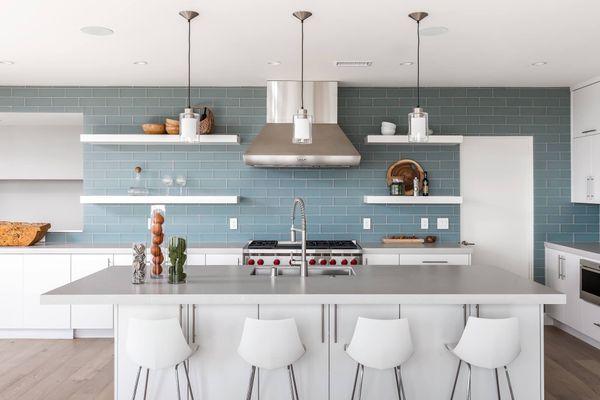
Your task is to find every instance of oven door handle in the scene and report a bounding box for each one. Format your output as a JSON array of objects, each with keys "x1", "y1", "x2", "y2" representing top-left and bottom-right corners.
[{"x1": 581, "y1": 265, "x2": 600, "y2": 274}]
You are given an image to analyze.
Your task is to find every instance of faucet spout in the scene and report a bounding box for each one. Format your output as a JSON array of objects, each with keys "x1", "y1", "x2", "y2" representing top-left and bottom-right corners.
[{"x1": 290, "y1": 197, "x2": 308, "y2": 277}]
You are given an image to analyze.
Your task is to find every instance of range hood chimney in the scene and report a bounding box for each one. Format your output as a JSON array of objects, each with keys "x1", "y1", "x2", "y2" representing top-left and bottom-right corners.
[{"x1": 243, "y1": 81, "x2": 361, "y2": 168}]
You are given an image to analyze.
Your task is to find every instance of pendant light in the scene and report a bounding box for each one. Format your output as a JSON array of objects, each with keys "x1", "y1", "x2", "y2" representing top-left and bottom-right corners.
[
  {"x1": 292, "y1": 11, "x2": 313, "y2": 144},
  {"x1": 178, "y1": 10, "x2": 200, "y2": 143},
  {"x1": 407, "y1": 12, "x2": 429, "y2": 143}
]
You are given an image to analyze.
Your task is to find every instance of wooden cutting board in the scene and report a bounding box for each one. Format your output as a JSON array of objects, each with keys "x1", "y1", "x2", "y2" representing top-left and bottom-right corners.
[{"x1": 0, "y1": 221, "x2": 51, "y2": 246}]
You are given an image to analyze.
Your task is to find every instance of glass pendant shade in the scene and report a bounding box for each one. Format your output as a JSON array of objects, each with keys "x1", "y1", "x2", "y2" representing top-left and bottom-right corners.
[
  {"x1": 407, "y1": 107, "x2": 429, "y2": 143},
  {"x1": 293, "y1": 108, "x2": 313, "y2": 144},
  {"x1": 179, "y1": 107, "x2": 199, "y2": 143}
]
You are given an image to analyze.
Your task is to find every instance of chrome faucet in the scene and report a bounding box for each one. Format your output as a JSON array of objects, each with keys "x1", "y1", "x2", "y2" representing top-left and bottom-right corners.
[{"x1": 290, "y1": 197, "x2": 308, "y2": 277}]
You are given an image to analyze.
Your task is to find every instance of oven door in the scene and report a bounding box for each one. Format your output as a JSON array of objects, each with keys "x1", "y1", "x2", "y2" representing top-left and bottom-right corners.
[{"x1": 581, "y1": 259, "x2": 600, "y2": 305}]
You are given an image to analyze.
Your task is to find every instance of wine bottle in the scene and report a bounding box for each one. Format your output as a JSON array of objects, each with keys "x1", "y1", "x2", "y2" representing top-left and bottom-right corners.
[
  {"x1": 422, "y1": 171, "x2": 430, "y2": 196},
  {"x1": 200, "y1": 107, "x2": 207, "y2": 121}
]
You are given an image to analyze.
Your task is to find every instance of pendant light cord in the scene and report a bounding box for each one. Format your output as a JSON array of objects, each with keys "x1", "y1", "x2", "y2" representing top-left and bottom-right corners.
[
  {"x1": 301, "y1": 20, "x2": 304, "y2": 109},
  {"x1": 416, "y1": 20, "x2": 421, "y2": 108},
  {"x1": 187, "y1": 19, "x2": 191, "y2": 109}
]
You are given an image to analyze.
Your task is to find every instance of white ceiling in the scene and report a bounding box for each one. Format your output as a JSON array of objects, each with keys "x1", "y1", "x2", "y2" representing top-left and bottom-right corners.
[{"x1": 1, "y1": 0, "x2": 599, "y2": 87}]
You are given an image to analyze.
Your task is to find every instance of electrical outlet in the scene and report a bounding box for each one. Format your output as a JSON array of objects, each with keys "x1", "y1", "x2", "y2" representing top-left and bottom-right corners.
[
  {"x1": 229, "y1": 218, "x2": 238, "y2": 230},
  {"x1": 363, "y1": 218, "x2": 371, "y2": 230},
  {"x1": 421, "y1": 218, "x2": 429, "y2": 229},
  {"x1": 150, "y1": 204, "x2": 166, "y2": 213},
  {"x1": 437, "y1": 218, "x2": 449, "y2": 230}
]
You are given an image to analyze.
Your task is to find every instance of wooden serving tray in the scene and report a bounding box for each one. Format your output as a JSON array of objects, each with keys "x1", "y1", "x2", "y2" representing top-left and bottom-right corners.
[
  {"x1": 0, "y1": 221, "x2": 51, "y2": 246},
  {"x1": 382, "y1": 238, "x2": 425, "y2": 244}
]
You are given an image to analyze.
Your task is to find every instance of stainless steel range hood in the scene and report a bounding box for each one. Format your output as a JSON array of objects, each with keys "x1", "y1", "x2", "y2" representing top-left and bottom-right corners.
[{"x1": 243, "y1": 81, "x2": 361, "y2": 168}]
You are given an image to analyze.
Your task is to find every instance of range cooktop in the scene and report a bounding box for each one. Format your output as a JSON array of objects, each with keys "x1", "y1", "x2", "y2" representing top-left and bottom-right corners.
[{"x1": 247, "y1": 240, "x2": 360, "y2": 250}]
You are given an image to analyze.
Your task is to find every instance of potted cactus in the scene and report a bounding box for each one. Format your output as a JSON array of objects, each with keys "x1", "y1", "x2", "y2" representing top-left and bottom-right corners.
[{"x1": 168, "y1": 236, "x2": 187, "y2": 284}]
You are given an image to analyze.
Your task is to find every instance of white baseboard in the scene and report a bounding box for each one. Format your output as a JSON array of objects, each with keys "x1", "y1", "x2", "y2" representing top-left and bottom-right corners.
[
  {"x1": 74, "y1": 329, "x2": 113, "y2": 338},
  {"x1": 551, "y1": 319, "x2": 600, "y2": 349},
  {"x1": 0, "y1": 329, "x2": 74, "y2": 339}
]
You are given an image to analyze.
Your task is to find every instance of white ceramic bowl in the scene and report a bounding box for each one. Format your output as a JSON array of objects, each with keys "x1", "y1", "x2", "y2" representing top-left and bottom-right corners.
[
  {"x1": 381, "y1": 127, "x2": 396, "y2": 135},
  {"x1": 381, "y1": 121, "x2": 396, "y2": 129}
]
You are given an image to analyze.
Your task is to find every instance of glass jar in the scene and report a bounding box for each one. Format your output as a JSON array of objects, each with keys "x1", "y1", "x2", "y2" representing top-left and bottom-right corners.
[
  {"x1": 167, "y1": 236, "x2": 187, "y2": 284},
  {"x1": 390, "y1": 178, "x2": 404, "y2": 196},
  {"x1": 131, "y1": 242, "x2": 147, "y2": 284},
  {"x1": 150, "y1": 208, "x2": 165, "y2": 279}
]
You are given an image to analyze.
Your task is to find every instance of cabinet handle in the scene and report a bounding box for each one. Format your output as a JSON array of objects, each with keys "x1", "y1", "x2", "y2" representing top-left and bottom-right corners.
[
  {"x1": 582, "y1": 129, "x2": 597, "y2": 134},
  {"x1": 422, "y1": 260, "x2": 449, "y2": 264},
  {"x1": 334, "y1": 304, "x2": 338, "y2": 344},
  {"x1": 591, "y1": 177, "x2": 595, "y2": 199},
  {"x1": 587, "y1": 177, "x2": 592, "y2": 200},
  {"x1": 107, "y1": 257, "x2": 111, "y2": 267},
  {"x1": 594, "y1": 323, "x2": 600, "y2": 328},
  {"x1": 557, "y1": 255, "x2": 562, "y2": 279},
  {"x1": 192, "y1": 304, "x2": 196, "y2": 343},
  {"x1": 321, "y1": 304, "x2": 325, "y2": 343}
]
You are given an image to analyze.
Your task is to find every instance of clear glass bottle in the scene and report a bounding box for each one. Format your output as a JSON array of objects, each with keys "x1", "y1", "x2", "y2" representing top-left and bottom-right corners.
[
  {"x1": 390, "y1": 178, "x2": 405, "y2": 196},
  {"x1": 150, "y1": 208, "x2": 165, "y2": 279},
  {"x1": 167, "y1": 236, "x2": 187, "y2": 284},
  {"x1": 131, "y1": 242, "x2": 147, "y2": 284},
  {"x1": 407, "y1": 107, "x2": 429, "y2": 143},
  {"x1": 128, "y1": 166, "x2": 149, "y2": 196},
  {"x1": 292, "y1": 108, "x2": 313, "y2": 144}
]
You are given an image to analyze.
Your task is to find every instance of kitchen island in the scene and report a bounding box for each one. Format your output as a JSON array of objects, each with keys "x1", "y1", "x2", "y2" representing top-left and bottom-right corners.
[{"x1": 43, "y1": 265, "x2": 563, "y2": 400}]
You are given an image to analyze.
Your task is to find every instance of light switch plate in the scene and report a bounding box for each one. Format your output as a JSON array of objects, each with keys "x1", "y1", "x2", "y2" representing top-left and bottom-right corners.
[
  {"x1": 437, "y1": 218, "x2": 449, "y2": 230},
  {"x1": 421, "y1": 218, "x2": 429, "y2": 229},
  {"x1": 229, "y1": 217, "x2": 238, "y2": 230},
  {"x1": 363, "y1": 218, "x2": 371, "y2": 230}
]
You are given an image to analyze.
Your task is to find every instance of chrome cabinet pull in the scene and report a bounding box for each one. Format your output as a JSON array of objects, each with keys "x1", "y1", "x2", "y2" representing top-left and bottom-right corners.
[
  {"x1": 334, "y1": 304, "x2": 338, "y2": 344},
  {"x1": 320, "y1": 304, "x2": 325, "y2": 343},
  {"x1": 557, "y1": 255, "x2": 562, "y2": 279},
  {"x1": 582, "y1": 129, "x2": 597, "y2": 134},
  {"x1": 107, "y1": 257, "x2": 111, "y2": 267},
  {"x1": 192, "y1": 304, "x2": 197, "y2": 343},
  {"x1": 591, "y1": 177, "x2": 595, "y2": 199},
  {"x1": 422, "y1": 260, "x2": 449, "y2": 264}
]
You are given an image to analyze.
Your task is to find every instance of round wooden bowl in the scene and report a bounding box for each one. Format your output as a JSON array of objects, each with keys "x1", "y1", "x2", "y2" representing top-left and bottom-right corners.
[
  {"x1": 386, "y1": 159, "x2": 425, "y2": 195},
  {"x1": 166, "y1": 125, "x2": 179, "y2": 135},
  {"x1": 165, "y1": 118, "x2": 179, "y2": 126},
  {"x1": 142, "y1": 124, "x2": 166, "y2": 134}
]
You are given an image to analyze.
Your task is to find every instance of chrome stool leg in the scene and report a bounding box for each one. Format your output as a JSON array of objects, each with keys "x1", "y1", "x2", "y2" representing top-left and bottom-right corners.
[
  {"x1": 143, "y1": 368, "x2": 149, "y2": 400},
  {"x1": 466, "y1": 363, "x2": 472, "y2": 400},
  {"x1": 287, "y1": 365, "x2": 296, "y2": 400},
  {"x1": 504, "y1": 366, "x2": 515, "y2": 400},
  {"x1": 358, "y1": 364, "x2": 365, "y2": 400},
  {"x1": 394, "y1": 367, "x2": 402, "y2": 400},
  {"x1": 395, "y1": 366, "x2": 406, "y2": 400},
  {"x1": 450, "y1": 360, "x2": 462, "y2": 400},
  {"x1": 175, "y1": 364, "x2": 182, "y2": 400},
  {"x1": 131, "y1": 366, "x2": 142, "y2": 400},
  {"x1": 290, "y1": 364, "x2": 300, "y2": 400},
  {"x1": 495, "y1": 368, "x2": 501, "y2": 400},
  {"x1": 350, "y1": 363, "x2": 360, "y2": 400},
  {"x1": 183, "y1": 361, "x2": 195, "y2": 400},
  {"x1": 246, "y1": 366, "x2": 257, "y2": 400}
]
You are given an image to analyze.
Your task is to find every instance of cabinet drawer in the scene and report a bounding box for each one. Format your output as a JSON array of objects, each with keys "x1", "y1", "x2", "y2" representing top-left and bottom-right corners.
[
  {"x1": 579, "y1": 299, "x2": 600, "y2": 343},
  {"x1": 363, "y1": 254, "x2": 399, "y2": 266},
  {"x1": 400, "y1": 254, "x2": 470, "y2": 266}
]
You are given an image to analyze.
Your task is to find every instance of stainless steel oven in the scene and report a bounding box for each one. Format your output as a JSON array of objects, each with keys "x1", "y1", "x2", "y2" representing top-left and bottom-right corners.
[{"x1": 580, "y1": 259, "x2": 600, "y2": 305}]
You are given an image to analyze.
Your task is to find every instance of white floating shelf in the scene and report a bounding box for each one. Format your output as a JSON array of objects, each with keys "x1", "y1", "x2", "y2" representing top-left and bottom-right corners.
[
  {"x1": 363, "y1": 196, "x2": 462, "y2": 204},
  {"x1": 80, "y1": 195, "x2": 239, "y2": 205},
  {"x1": 80, "y1": 134, "x2": 240, "y2": 145},
  {"x1": 364, "y1": 135, "x2": 463, "y2": 145}
]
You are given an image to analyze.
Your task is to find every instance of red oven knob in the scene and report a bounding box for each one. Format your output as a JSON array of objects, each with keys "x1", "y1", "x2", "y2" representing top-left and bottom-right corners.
[
  {"x1": 309, "y1": 259, "x2": 317, "y2": 265},
  {"x1": 341, "y1": 259, "x2": 348, "y2": 265},
  {"x1": 257, "y1": 259, "x2": 264, "y2": 266},
  {"x1": 350, "y1": 259, "x2": 358, "y2": 265},
  {"x1": 273, "y1": 259, "x2": 280, "y2": 265},
  {"x1": 329, "y1": 259, "x2": 337, "y2": 265},
  {"x1": 320, "y1": 259, "x2": 327, "y2": 266},
  {"x1": 247, "y1": 259, "x2": 255, "y2": 265}
]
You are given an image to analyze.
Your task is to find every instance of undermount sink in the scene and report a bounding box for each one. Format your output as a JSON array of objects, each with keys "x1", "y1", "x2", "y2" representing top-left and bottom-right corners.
[{"x1": 250, "y1": 267, "x2": 355, "y2": 277}]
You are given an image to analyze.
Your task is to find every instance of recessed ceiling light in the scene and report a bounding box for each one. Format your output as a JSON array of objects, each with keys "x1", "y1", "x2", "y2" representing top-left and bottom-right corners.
[
  {"x1": 420, "y1": 26, "x2": 448, "y2": 36},
  {"x1": 0, "y1": 60, "x2": 14, "y2": 65},
  {"x1": 133, "y1": 61, "x2": 148, "y2": 65},
  {"x1": 400, "y1": 61, "x2": 414, "y2": 66},
  {"x1": 335, "y1": 61, "x2": 373, "y2": 67},
  {"x1": 267, "y1": 61, "x2": 281, "y2": 66},
  {"x1": 80, "y1": 26, "x2": 114, "y2": 36},
  {"x1": 531, "y1": 61, "x2": 547, "y2": 67}
]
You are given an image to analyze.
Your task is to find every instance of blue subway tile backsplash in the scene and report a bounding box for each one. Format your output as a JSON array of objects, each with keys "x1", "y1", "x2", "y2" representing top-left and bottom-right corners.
[{"x1": 1, "y1": 85, "x2": 597, "y2": 283}]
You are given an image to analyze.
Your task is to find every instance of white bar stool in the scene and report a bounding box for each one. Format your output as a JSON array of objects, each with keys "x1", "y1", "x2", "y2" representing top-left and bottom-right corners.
[
  {"x1": 446, "y1": 316, "x2": 521, "y2": 400},
  {"x1": 346, "y1": 317, "x2": 414, "y2": 400},
  {"x1": 126, "y1": 317, "x2": 198, "y2": 400},
  {"x1": 238, "y1": 317, "x2": 305, "y2": 400}
]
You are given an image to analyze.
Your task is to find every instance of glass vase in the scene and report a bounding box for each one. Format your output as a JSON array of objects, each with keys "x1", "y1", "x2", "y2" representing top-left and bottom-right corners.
[
  {"x1": 131, "y1": 242, "x2": 147, "y2": 284},
  {"x1": 150, "y1": 208, "x2": 165, "y2": 279},
  {"x1": 168, "y1": 236, "x2": 187, "y2": 284}
]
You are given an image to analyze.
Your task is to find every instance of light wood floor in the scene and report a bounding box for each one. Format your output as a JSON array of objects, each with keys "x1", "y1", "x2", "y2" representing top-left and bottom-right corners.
[{"x1": 0, "y1": 327, "x2": 598, "y2": 399}]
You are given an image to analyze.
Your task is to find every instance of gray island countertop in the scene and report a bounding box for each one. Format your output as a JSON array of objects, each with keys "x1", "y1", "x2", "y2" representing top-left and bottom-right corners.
[{"x1": 42, "y1": 265, "x2": 564, "y2": 306}]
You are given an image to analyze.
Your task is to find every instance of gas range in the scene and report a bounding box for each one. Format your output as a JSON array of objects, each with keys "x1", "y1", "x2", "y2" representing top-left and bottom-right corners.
[{"x1": 243, "y1": 240, "x2": 362, "y2": 267}]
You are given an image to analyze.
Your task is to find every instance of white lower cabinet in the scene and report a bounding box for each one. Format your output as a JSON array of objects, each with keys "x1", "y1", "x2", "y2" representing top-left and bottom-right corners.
[
  {"x1": 329, "y1": 304, "x2": 400, "y2": 400},
  {"x1": 71, "y1": 254, "x2": 113, "y2": 329},
  {"x1": 23, "y1": 254, "x2": 71, "y2": 329},
  {"x1": 400, "y1": 254, "x2": 471, "y2": 266},
  {"x1": 363, "y1": 254, "x2": 400, "y2": 266},
  {"x1": 258, "y1": 304, "x2": 329, "y2": 400},
  {"x1": 0, "y1": 255, "x2": 24, "y2": 328},
  {"x1": 205, "y1": 253, "x2": 241, "y2": 266},
  {"x1": 188, "y1": 304, "x2": 257, "y2": 400},
  {"x1": 579, "y1": 299, "x2": 600, "y2": 342}
]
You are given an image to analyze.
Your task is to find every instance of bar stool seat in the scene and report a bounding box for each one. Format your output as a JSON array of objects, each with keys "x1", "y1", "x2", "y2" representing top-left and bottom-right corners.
[
  {"x1": 238, "y1": 317, "x2": 305, "y2": 400},
  {"x1": 126, "y1": 317, "x2": 198, "y2": 400},
  {"x1": 346, "y1": 317, "x2": 414, "y2": 399},
  {"x1": 447, "y1": 316, "x2": 521, "y2": 400}
]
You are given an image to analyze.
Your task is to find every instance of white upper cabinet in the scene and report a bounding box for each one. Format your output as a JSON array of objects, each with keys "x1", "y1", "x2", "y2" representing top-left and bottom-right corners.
[{"x1": 572, "y1": 82, "x2": 600, "y2": 139}]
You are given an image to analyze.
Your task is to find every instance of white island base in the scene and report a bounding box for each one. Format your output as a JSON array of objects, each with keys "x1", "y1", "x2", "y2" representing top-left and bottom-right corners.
[
  {"x1": 115, "y1": 304, "x2": 544, "y2": 400},
  {"x1": 42, "y1": 266, "x2": 561, "y2": 400}
]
